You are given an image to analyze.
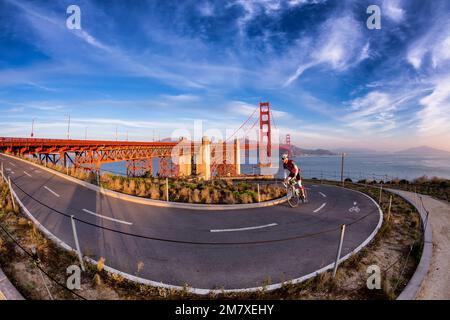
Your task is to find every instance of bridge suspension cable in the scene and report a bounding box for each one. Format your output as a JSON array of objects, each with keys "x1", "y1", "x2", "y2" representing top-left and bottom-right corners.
[{"x1": 225, "y1": 106, "x2": 259, "y2": 142}]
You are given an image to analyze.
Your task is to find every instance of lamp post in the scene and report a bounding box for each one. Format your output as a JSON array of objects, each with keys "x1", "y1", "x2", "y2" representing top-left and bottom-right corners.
[
  {"x1": 66, "y1": 114, "x2": 71, "y2": 140},
  {"x1": 31, "y1": 118, "x2": 36, "y2": 138},
  {"x1": 340, "y1": 153, "x2": 346, "y2": 187}
]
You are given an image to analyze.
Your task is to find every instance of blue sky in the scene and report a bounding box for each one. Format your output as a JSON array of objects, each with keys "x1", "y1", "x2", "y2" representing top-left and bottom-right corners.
[{"x1": 1, "y1": 0, "x2": 450, "y2": 151}]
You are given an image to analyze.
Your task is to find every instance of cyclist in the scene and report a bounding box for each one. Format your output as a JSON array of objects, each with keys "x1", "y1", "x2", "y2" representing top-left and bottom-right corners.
[{"x1": 282, "y1": 153, "x2": 305, "y2": 199}]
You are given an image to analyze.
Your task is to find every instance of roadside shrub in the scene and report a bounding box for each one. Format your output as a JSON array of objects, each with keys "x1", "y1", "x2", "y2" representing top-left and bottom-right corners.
[
  {"x1": 137, "y1": 181, "x2": 147, "y2": 197},
  {"x1": 239, "y1": 193, "x2": 253, "y2": 204},
  {"x1": 150, "y1": 184, "x2": 160, "y2": 200},
  {"x1": 200, "y1": 188, "x2": 211, "y2": 204},
  {"x1": 190, "y1": 189, "x2": 201, "y2": 203}
]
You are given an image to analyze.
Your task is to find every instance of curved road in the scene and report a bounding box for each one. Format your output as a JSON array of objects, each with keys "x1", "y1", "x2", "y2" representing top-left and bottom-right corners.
[{"x1": 1, "y1": 154, "x2": 381, "y2": 291}]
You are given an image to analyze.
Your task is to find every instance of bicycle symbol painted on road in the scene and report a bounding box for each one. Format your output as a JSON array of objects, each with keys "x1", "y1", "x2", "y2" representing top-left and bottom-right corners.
[{"x1": 349, "y1": 202, "x2": 360, "y2": 213}]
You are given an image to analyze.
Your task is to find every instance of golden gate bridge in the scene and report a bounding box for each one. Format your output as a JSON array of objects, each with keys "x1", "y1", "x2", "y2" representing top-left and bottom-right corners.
[{"x1": 0, "y1": 102, "x2": 293, "y2": 179}]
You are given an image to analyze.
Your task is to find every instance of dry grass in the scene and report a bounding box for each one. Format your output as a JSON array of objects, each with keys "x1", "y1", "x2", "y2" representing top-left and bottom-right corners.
[{"x1": 100, "y1": 175, "x2": 286, "y2": 204}]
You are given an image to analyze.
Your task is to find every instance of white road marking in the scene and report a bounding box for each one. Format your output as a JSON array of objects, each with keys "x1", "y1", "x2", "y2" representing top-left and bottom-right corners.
[
  {"x1": 23, "y1": 171, "x2": 32, "y2": 177},
  {"x1": 6, "y1": 168, "x2": 11, "y2": 171},
  {"x1": 210, "y1": 223, "x2": 278, "y2": 233},
  {"x1": 313, "y1": 202, "x2": 327, "y2": 213},
  {"x1": 82, "y1": 208, "x2": 133, "y2": 225},
  {"x1": 9, "y1": 162, "x2": 16, "y2": 167},
  {"x1": 319, "y1": 192, "x2": 327, "y2": 198},
  {"x1": 349, "y1": 202, "x2": 360, "y2": 213},
  {"x1": 44, "y1": 186, "x2": 60, "y2": 198}
]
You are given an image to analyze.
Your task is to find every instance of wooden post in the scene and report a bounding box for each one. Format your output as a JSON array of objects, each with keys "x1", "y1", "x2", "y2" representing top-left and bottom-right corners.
[
  {"x1": 387, "y1": 195, "x2": 392, "y2": 222},
  {"x1": 257, "y1": 183, "x2": 261, "y2": 203}
]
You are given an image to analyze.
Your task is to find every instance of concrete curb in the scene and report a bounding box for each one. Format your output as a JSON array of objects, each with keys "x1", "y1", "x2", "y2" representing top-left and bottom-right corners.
[
  {"x1": 0, "y1": 268, "x2": 24, "y2": 300},
  {"x1": 7, "y1": 177, "x2": 384, "y2": 295},
  {"x1": 387, "y1": 189, "x2": 433, "y2": 300},
  {"x1": 1, "y1": 153, "x2": 286, "y2": 210}
]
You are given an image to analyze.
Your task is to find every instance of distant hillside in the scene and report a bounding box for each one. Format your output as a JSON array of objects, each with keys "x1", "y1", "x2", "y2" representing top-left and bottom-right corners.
[
  {"x1": 332, "y1": 147, "x2": 382, "y2": 154},
  {"x1": 291, "y1": 145, "x2": 336, "y2": 156},
  {"x1": 396, "y1": 146, "x2": 450, "y2": 155}
]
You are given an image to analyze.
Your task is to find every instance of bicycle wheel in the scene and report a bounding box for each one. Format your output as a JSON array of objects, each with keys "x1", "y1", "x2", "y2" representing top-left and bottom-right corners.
[{"x1": 287, "y1": 186, "x2": 300, "y2": 207}]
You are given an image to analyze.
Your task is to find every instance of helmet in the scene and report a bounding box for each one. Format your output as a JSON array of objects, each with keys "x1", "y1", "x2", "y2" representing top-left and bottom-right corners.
[{"x1": 281, "y1": 153, "x2": 289, "y2": 160}]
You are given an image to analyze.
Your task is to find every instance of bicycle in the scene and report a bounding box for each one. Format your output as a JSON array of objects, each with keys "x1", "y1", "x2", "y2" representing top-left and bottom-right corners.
[{"x1": 283, "y1": 178, "x2": 307, "y2": 207}]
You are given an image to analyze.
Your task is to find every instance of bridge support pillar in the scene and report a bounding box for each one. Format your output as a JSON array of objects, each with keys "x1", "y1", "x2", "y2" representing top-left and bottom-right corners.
[
  {"x1": 197, "y1": 136, "x2": 211, "y2": 180},
  {"x1": 234, "y1": 138, "x2": 241, "y2": 175},
  {"x1": 178, "y1": 137, "x2": 192, "y2": 177}
]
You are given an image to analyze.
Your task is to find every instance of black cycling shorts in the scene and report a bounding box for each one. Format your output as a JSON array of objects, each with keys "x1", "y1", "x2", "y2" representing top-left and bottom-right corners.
[{"x1": 288, "y1": 172, "x2": 301, "y2": 181}]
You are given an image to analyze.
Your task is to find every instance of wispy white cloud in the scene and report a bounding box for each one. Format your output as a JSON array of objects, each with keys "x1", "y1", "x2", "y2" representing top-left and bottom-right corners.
[
  {"x1": 407, "y1": 17, "x2": 450, "y2": 70},
  {"x1": 417, "y1": 76, "x2": 450, "y2": 136},
  {"x1": 284, "y1": 15, "x2": 369, "y2": 86},
  {"x1": 345, "y1": 91, "x2": 397, "y2": 132},
  {"x1": 382, "y1": 0, "x2": 405, "y2": 23},
  {"x1": 343, "y1": 89, "x2": 423, "y2": 134}
]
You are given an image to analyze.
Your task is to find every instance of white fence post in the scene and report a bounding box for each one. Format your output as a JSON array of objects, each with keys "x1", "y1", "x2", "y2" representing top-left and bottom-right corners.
[
  {"x1": 332, "y1": 224, "x2": 346, "y2": 278},
  {"x1": 257, "y1": 183, "x2": 261, "y2": 202},
  {"x1": 165, "y1": 178, "x2": 169, "y2": 202},
  {"x1": 70, "y1": 215, "x2": 85, "y2": 271}
]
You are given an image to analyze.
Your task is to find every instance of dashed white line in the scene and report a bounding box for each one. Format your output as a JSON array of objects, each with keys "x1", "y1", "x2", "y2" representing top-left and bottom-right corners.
[
  {"x1": 319, "y1": 192, "x2": 327, "y2": 198},
  {"x1": 44, "y1": 186, "x2": 60, "y2": 198},
  {"x1": 82, "y1": 208, "x2": 133, "y2": 225},
  {"x1": 210, "y1": 223, "x2": 278, "y2": 233},
  {"x1": 9, "y1": 162, "x2": 16, "y2": 167},
  {"x1": 313, "y1": 202, "x2": 327, "y2": 213},
  {"x1": 23, "y1": 171, "x2": 32, "y2": 177}
]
